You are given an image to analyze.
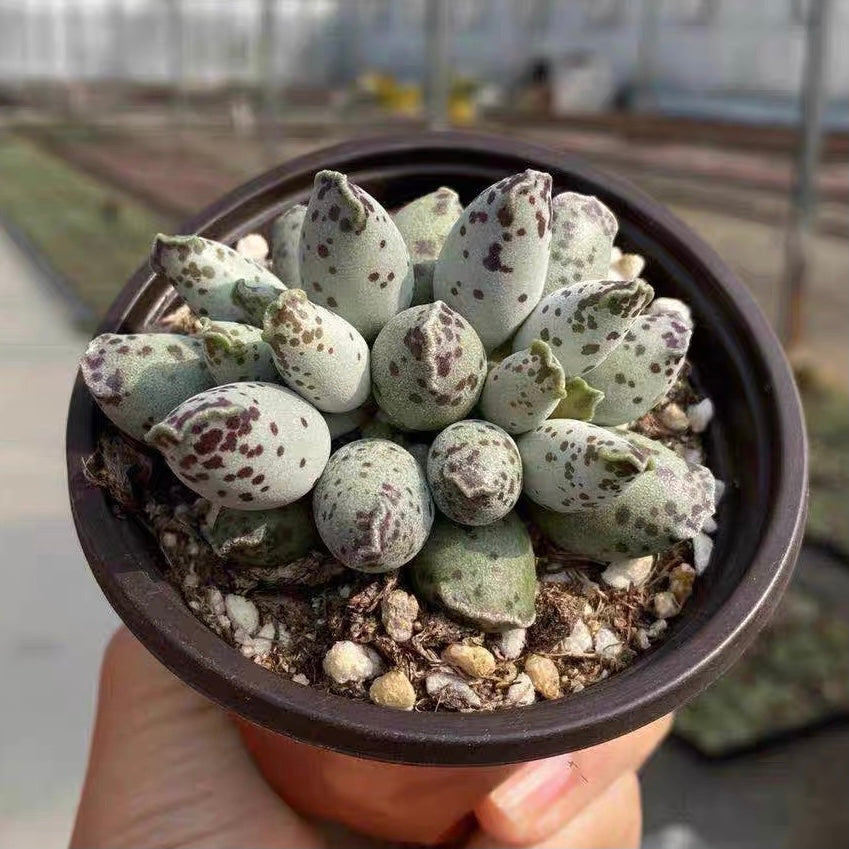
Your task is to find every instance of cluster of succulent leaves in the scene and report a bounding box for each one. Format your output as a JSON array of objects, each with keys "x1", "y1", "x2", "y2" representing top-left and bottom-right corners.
[{"x1": 81, "y1": 169, "x2": 717, "y2": 632}]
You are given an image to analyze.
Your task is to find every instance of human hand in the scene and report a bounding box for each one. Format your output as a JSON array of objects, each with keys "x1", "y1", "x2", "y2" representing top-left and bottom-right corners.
[{"x1": 72, "y1": 628, "x2": 671, "y2": 848}]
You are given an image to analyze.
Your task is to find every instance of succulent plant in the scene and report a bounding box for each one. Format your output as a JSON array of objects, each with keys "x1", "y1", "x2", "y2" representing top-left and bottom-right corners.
[
  {"x1": 543, "y1": 192, "x2": 618, "y2": 296},
  {"x1": 146, "y1": 382, "x2": 330, "y2": 510},
  {"x1": 270, "y1": 203, "x2": 306, "y2": 284},
  {"x1": 299, "y1": 170, "x2": 413, "y2": 342},
  {"x1": 513, "y1": 278, "x2": 655, "y2": 377},
  {"x1": 232, "y1": 278, "x2": 285, "y2": 328},
  {"x1": 370, "y1": 301, "x2": 486, "y2": 431},
  {"x1": 151, "y1": 234, "x2": 285, "y2": 322},
  {"x1": 529, "y1": 432, "x2": 716, "y2": 560},
  {"x1": 312, "y1": 439, "x2": 434, "y2": 572},
  {"x1": 433, "y1": 170, "x2": 553, "y2": 350},
  {"x1": 426, "y1": 420, "x2": 522, "y2": 525},
  {"x1": 410, "y1": 513, "x2": 537, "y2": 631},
  {"x1": 206, "y1": 499, "x2": 318, "y2": 566},
  {"x1": 392, "y1": 187, "x2": 464, "y2": 306},
  {"x1": 80, "y1": 332, "x2": 215, "y2": 440},
  {"x1": 479, "y1": 340, "x2": 568, "y2": 435},
  {"x1": 518, "y1": 419, "x2": 653, "y2": 512},
  {"x1": 199, "y1": 319, "x2": 280, "y2": 384},
  {"x1": 262, "y1": 289, "x2": 370, "y2": 413}
]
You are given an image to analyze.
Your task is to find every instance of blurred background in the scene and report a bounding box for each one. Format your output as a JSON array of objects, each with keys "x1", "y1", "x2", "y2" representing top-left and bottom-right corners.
[{"x1": 0, "y1": 1, "x2": 846, "y2": 847}]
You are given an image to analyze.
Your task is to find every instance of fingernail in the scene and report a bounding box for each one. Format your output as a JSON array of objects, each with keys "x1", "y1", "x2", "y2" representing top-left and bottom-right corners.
[{"x1": 486, "y1": 754, "x2": 575, "y2": 820}]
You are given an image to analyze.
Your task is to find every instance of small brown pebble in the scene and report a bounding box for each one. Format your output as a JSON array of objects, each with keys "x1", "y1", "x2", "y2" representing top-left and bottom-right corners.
[
  {"x1": 669, "y1": 563, "x2": 696, "y2": 604},
  {"x1": 442, "y1": 644, "x2": 496, "y2": 678},
  {"x1": 652, "y1": 591, "x2": 679, "y2": 620},
  {"x1": 369, "y1": 669, "x2": 416, "y2": 710},
  {"x1": 524, "y1": 654, "x2": 561, "y2": 699}
]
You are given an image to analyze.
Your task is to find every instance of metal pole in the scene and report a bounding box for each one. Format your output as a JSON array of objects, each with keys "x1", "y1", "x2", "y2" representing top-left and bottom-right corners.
[
  {"x1": 779, "y1": 0, "x2": 835, "y2": 348},
  {"x1": 425, "y1": 0, "x2": 450, "y2": 129}
]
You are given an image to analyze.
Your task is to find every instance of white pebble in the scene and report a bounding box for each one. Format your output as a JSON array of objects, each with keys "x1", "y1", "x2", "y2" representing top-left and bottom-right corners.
[
  {"x1": 236, "y1": 232, "x2": 269, "y2": 261},
  {"x1": 594, "y1": 627, "x2": 624, "y2": 660},
  {"x1": 506, "y1": 672, "x2": 536, "y2": 706},
  {"x1": 686, "y1": 399, "x2": 714, "y2": 433},
  {"x1": 660, "y1": 403, "x2": 689, "y2": 433},
  {"x1": 647, "y1": 619, "x2": 668, "y2": 639},
  {"x1": 601, "y1": 555, "x2": 654, "y2": 590},
  {"x1": 425, "y1": 671, "x2": 482, "y2": 709},
  {"x1": 381, "y1": 589, "x2": 419, "y2": 643},
  {"x1": 559, "y1": 618, "x2": 594, "y2": 655},
  {"x1": 653, "y1": 591, "x2": 679, "y2": 619},
  {"x1": 224, "y1": 594, "x2": 260, "y2": 636},
  {"x1": 323, "y1": 641, "x2": 384, "y2": 684},
  {"x1": 693, "y1": 532, "x2": 714, "y2": 573},
  {"x1": 702, "y1": 515, "x2": 717, "y2": 534},
  {"x1": 206, "y1": 588, "x2": 225, "y2": 617},
  {"x1": 291, "y1": 673, "x2": 310, "y2": 685},
  {"x1": 635, "y1": 629, "x2": 651, "y2": 651},
  {"x1": 161, "y1": 531, "x2": 178, "y2": 549},
  {"x1": 525, "y1": 654, "x2": 561, "y2": 699},
  {"x1": 498, "y1": 627, "x2": 527, "y2": 660}
]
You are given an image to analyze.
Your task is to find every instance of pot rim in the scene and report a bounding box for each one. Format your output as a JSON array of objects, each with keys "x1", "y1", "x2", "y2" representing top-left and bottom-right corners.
[{"x1": 67, "y1": 130, "x2": 807, "y2": 765}]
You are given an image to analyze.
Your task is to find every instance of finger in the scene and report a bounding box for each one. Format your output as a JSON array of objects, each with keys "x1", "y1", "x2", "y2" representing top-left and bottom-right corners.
[
  {"x1": 474, "y1": 715, "x2": 671, "y2": 846},
  {"x1": 71, "y1": 628, "x2": 323, "y2": 849},
  {"x1": 467, "y1": 772, "x2": 641, "y2": 849}
]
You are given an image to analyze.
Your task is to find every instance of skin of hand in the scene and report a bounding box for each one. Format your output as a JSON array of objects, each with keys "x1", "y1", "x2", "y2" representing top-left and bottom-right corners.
[{"x1": 72, "y1": 628, "x2": 672, "y2": 849}]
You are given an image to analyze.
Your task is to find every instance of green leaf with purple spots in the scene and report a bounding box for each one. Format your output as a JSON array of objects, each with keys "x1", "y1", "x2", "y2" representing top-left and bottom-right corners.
[
  {"x1": 479, "y1": 340, "x2": 568, "y2": 435},
  {"x1": 370, "y1": 301, "x2": 487, "y2": 432},
  {"x1": 433, "y1": 170, "x2": 553, "y2": 351},
  {"x1": 151, "y1": 234, "x2": 285, "y2": 322},
  {"x1": 262, "y1": 289, "x2": 371, "y2": 413},
  {"x1": 518, "y1": 419, "x2": 652, "y2": 513},
  {"x1": 543, "y1": 192, "x2": 618, "y2": 296},
  {"x1": 513, "y1": 278, "x2": 655, "y2": 377},
  {"x1": 392, "y1": 187, "x2": 464, "y2": 306},
  {"x1": 270, "y1": 203, "x2": 306, "y2": 285},
  {"x1": 145, "y1": 382, "x2": 330, "y2": 510},
  {"x1": 80, "y1": 332, "x2": 215, "y2": 441},
  {"x1": 426, "y1": 420, "x2": 522, "y2": 526},
  {"x1": 199, "y1": 319, "x2": 280, "y2": 384},
  {"x1": 312, "y1": 439, "x2": 434, "y2": 573},
  {"x1": 410, "y1": 513, "x2": 537, "y2": 632},
  {"x1": 231, "y1": 278, "x2": 287, "y2": 328},
  {"x1": 581, "y1": 311, "x2": 692, "y2": 426},
  {"x1": 299, "y1": 171, "x2": 413, "y2": 342},
  {"x1": 551, "y1": 376, "x2": 605, "y2": 422}
]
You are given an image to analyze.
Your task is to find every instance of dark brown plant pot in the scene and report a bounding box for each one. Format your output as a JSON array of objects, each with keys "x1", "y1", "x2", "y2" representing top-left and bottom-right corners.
[{"x1": 66, "y1": 131, "x2": 807, "y2": 766}]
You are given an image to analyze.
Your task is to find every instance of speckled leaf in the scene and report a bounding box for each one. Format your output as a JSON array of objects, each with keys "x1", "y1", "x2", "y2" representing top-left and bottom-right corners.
[
  {"x1": 543, "y1": 192, "x2": 618, "y2": 296},
  {"x1": 550, "y1": 376, "x2": 605, "y2": 421},
  {"x1": 263, "y1": 289, "x2": 370, "y2": 413},
  {"x1": 426, "y1": 420, "x2": 522, "y2": 526},
  {"x1": 312, "y1": 439, "x2": 434, "y2": 572},
  {"x1": 513, "y1": 278, "x2": 654, "y2": 376},
  {"x1": 270, "y1": 203, "x2": 306, "y2": 284},
  {"x1": 581, "y1": 311, "x2": 692, "y2": 426},
  {"x1": 433, "y1": 170, "x2": 553, "y2": 350},
  {"x1": 199, "y1": 319, "x2": 280, "y2": 384},
  {"x1": 410, "y1": 513, "x2": 537, "y2": 632},
  {"x1": 519, "y1": 419, "x2": 652, "y2": 512},
  {"x1": 299, "y1": 170, "x2": 413, "y2": 342},
  {"x1": 151, "y1": 234, "x2": 285, "y2": 322},
  {"x1": 146, "y1": 382, "x2": 330, "y2": 510},
  {"x1": 479, "y1": 340, "x2": 567, "y2": 435},
  {"x1": 647, "y1": 296, "x2": 693, "y2": 328},
  {"x1": 370, "y1": 301, "x2": 486, "y2": 431},
  {"x1": 530, "y1": 432, "x2": 716, "y2": 560},
  {"x1": 232, "y1": 278, "x2": 287, "y2": 328},
  {"x1": 392, "y1": 187, "x2": 463, "y2": 305},
  {"x1": 80, "y1": 332, "x2": 214, "y2": 441},
  {"x1": 206, "y1": 500, "x2": 318, "y2": 567}
]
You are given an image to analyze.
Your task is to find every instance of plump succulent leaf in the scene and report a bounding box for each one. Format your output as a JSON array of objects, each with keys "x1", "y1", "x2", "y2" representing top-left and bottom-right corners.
[
  {"x1": 263, "y1": 289, "x2": 370, "y2": 413},
  {"x1": 151, "y1": 234, "x2": 285, "y2": 322},
  {"x1": 371, "y1": 301, "x2": 487, "y2": 431},
  {"x1": 231, "y1": 278, "x2": 284, "y2": 328},
  {"x1": 299, "y1": 170, "x2": 413, "y2": 342},
  {"x1": 426, "y1": 420, "x2": 522, "y2": 526},
  {"x1": 580, "y1": 312, "x2": 692, "y2": 426},
  {"x1": 146, "y1": 382, "x2": 330, "y2": 510},
  {"x1": 479, "y1": 340, "x2": 567, "y2": 435},
  {"x1": 410, "y1": 513, "x2": 537, "y2": 632},
  {"x1": 392, "y1": 187, "x2": 464, "y2": 306},
  {"x1": 206, "y1": 500, "x2": 318, "y2": 566},
  {"x1": 80, "y1": 332, "x2": 214, "y2": 440},
  {"x1": 312, "y1": 439, "x2": 434, "y2": 572},
  {"x1": 518, "y1": 419, "x2": 652, "y2": 512},
  {"x1": 199, "y1": 319, "x2": 279, "y2": 384},
  {"x1": 543, "y1": 192, "x2": 618, "y2": 296},
  {"x1": 551, "y1": 376, "x2": 605, "y2": 421},
  {"x1": 646, "y1": 297, "x2": 693, "y2": 327},
  {"x1": 513, "y1": 278, "x2": 654, "y2": 376},
  {"x1": 433, "y1": 170, "x2": 553, "y2": 350},
  {"x1": 529, "y1": 432, "x2": 716, "y2": 560},
  {"x1": 270, "y1": 203, "x2": 306, "y2": 285}
]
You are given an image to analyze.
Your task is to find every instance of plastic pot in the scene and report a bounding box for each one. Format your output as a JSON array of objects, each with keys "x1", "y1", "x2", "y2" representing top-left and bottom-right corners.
[{"x1": 66, "y1": 131, "x2": 807, "y2": 767}]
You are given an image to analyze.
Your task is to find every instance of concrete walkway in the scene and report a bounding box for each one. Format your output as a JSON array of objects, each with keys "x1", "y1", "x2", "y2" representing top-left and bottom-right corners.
[{"x1": 0, "y1": 227, "x2": 118, "y2": 847}]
